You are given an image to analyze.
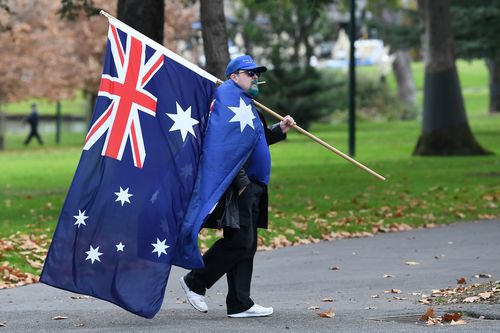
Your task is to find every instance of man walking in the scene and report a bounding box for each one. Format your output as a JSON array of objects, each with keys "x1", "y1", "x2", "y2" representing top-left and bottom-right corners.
[
  {"x1": 180, "y1": 55, "x2": 295, "y2": 318},
  {"x1": 24, "y1": 103, "x2": 44, "y2": 145}
]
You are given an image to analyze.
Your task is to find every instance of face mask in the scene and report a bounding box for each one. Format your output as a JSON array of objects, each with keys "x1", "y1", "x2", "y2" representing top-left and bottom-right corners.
[{"x1": 248, "y1": 80, "x2": 259, "y2": 97}]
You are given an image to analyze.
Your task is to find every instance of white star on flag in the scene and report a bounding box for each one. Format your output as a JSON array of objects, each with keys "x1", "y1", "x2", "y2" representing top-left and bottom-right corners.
[
  {"x1": 167, "y1": 102, "x2": 199, "y2": 141},
  {"x1": 115, "y1": 187, "x2": 133, "y2": 206},
  {"x1": 85, "y1": 245, "x2": 103, "y2": 264},
  {"x1": 180, "y1": 164, "x2": 193, "y2": 178},
  {"x1": 116, "y1": 242, "x2": 125, "y2": 252},
  {"x1": 151, "y1": 238, "x2": 170, "y2": 258},
  {"x1": 228, "y1": 97, "x2": 256, "y2": 132},
  {"x1": 73, "y1": 209, "x2": 88, "y2": 228}
]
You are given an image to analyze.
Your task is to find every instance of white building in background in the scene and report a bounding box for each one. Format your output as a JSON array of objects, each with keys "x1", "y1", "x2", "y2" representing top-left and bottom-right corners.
[{"x1": 321, "y1": 29, "x2": 393, "y2": 72}]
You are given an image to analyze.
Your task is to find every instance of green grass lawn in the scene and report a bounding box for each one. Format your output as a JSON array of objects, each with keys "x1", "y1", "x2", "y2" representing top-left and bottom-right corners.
[{"x1": 1, "y1": 60, "x2": 499, "y2": 280}]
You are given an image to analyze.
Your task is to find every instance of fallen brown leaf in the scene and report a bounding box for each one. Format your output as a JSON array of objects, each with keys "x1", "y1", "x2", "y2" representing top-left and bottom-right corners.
[
  {"x1": 479, "y1": 291, "x2": 492, "y2": 299},
  {"x1": 384, "y1": 289, "x2": 401, "y2": 294},
  {"x1": 463, "y1": 296, "x2": 479, "y2": 303},
  {"x1": 478, "y1": 214, "x2": 496, "y2": 220},
  {"x1": 318, "y1": 308, "x2": 335, "y2": 318},
  {"x1": 431, "y1": 289, "x2": 443, "y2": 297},
  {"x1": 442, "y1": 312, "x2": 462, "y2": 322},
  {"x1": 426, "y1": 317, "x2": 440, "y2": 326},
  {"x1": 456, "y1": 277, "x2": 466, "y2": 284},
  {"x1": 419, "y1": 307, "x2": 435, "y2": 321}
]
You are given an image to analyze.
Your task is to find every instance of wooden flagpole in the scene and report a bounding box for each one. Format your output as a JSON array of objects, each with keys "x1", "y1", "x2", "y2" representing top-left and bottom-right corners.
[
  {"x1": 254, "y1": 101, "x2": 386, "y2": 181},
  {"x1": 99, "y1": 10, "x2": 385, "y2": 181}
]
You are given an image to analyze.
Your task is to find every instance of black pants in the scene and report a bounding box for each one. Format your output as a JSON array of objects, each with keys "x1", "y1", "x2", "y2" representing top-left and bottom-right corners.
[
  {"x1": 24, "y1": 128, "x2": 43, "y2": 145},
  {"x1": 184, "y1": 182, "x2": 264, "y2": 314}
]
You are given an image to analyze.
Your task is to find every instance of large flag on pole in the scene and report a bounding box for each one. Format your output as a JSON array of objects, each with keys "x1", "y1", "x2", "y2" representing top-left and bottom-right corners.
[{"x1": 40, "y1": 15, "x2": 219, "y2": 318}]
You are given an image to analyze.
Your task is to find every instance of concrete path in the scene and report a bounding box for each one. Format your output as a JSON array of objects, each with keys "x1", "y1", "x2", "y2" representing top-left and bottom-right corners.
[{"x1": 1, "y1": 220, "x2": 500, "y2": 332}]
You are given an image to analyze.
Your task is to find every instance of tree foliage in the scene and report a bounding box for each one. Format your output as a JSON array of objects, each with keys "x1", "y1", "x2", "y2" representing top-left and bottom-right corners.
[
  {"x1": 366, "y1": 5, "x2": 420, "y2": 52},
  {"x1": 59, "y1": 0, "x2": 100, "y2": 20},
  {"x1": 451, "y1": 1, "x2": 500, "y2": 113},
  {"x1": 451, "y1": 0, "x2": 500, "y2": 60},
  {"x1": 0, "y1": 0, "x2": 113, "y2": 103},
  {"x1": 0, "y1": 0, "x2": 11, "y2": 32},
  {"x1": 0, "y1": 0, "x2": 197, "y2": 106}
]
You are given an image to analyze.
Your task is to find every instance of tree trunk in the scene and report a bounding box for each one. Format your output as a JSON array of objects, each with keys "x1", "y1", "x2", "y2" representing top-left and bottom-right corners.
[
  {"x1": 200, "y1": 0, "x2": 229, "y2": 80},
  {"x1": 88, "y1": 91, "x2": 98, "y2": 125},
  {"x1": 413, "y1": 0, "x2": 489, "y2": 155},
  {"x1": 392, "y1": 50, "x2": 417, "y2": 105},
  {"x1": 243, "y1": 11, "x2": 256, "y2": 55},
  {"x1": 0, "y1": 111, "x2": 5, "y2": 150},
  {"x1": 486, "y1": 57, "x2": 500, "y2": 114},
  {"x1": 117, "y1": 0, "x2": 164, "y2": 45}
]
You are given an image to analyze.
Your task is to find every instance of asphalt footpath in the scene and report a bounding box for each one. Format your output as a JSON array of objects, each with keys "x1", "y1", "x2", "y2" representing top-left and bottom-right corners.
[{"x1": 1, "y1": 220, "x2": 500, "y2": 332}]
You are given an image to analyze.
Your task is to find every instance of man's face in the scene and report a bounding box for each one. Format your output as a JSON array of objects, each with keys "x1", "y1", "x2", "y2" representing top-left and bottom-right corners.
[{"x1": 231, "y1": 70, "x2": 260, "y2": 96}]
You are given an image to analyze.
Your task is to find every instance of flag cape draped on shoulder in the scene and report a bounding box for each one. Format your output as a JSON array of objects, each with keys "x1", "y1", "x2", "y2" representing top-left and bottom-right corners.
[
  {"x1": 40, "y1": 16, "x2": 219, "y2": 318},
  {"x1": 173, "y1": 80, "x2": 261, "y2": 268}
]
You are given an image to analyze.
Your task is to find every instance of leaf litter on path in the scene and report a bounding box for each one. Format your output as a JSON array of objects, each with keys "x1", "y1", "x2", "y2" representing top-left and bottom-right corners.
[
  {"x1": 418, "y1": 307, "x2": 465, "y2": 326},
  {"x1": 420, "y1": 279, "x2": 500, "y2": 305}
]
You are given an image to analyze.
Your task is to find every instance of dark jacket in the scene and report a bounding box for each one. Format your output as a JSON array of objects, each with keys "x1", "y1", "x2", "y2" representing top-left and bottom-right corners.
[
  {"x1": 26, "y1": 111, "x2": 39, "y2": 128},
  {"x1": 203, "y1": 111, "x2": 286, "y2": 230}
]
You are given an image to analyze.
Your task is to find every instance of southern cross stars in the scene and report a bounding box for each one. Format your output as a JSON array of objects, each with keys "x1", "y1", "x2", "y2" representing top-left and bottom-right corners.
[
  {"x1": 73, "y1": 210, "x2": 88, "y2": 228},
  {"x1": 151, "y1": 238, "x2": 170, "y2": 257},
  {"x1": 116, "y1": 242, "x2": 125, "y2": 252},
  {"x1": 167, "y1": 102, "x2": 199, "y2": 141},
  {"x1": 228, "y1": 97, "x2": 255, "y2": 132},
  {"x1": 85, "y1": 245, "x2": 103, "y2": 264},
  {"x1": 115, "y1": 187, "x2": 133, "y2": 206}
]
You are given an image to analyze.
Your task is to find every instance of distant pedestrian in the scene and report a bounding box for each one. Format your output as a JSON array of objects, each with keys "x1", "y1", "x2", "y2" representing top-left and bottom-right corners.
[{"x1": 24, "y1": 103, "x2": 43, "y2": 145}]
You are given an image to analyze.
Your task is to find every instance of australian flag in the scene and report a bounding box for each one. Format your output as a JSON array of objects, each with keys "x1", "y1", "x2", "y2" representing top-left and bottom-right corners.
[{"x1": 40, "y1": 17, "x2": 221, "y2": 318}]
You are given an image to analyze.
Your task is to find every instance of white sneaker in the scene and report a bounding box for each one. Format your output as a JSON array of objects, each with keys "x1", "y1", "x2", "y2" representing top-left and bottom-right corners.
[
  {"x1": 180, "y1": 276, "x2": 208, "y2": 313},
  {"x1": 228, "y1": 304, "x2": 273, "y2": 318}
]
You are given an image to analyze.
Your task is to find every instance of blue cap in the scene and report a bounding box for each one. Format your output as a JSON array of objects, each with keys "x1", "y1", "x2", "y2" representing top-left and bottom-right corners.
[{"x1": 225, "y1": 55, "x2": 267, "y2": 77}]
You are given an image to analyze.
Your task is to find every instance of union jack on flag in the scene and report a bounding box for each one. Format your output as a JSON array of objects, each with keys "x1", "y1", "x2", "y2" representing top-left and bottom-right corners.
[{"x1": 83, "y1": 24, "x2": 164, "y2": 168}]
